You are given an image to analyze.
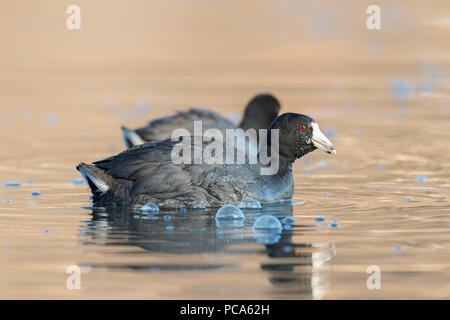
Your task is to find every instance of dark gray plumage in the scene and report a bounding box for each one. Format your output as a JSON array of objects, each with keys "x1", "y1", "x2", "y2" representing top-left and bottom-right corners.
[
  {"x1": 122, "y1": 94, "x2": 281, "y2": 148},
  {"x1": 78, "y1": 113, "x2": 336, "y2": 208}
]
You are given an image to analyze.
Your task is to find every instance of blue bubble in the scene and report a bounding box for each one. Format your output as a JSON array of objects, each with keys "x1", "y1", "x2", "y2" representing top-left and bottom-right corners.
[
  {"x1": 253, "y1": 231, "x2": 281, "y2": 245},
  {"x1": 5, "y1": 200, "x2": 12, "y2": 204},
  {"x1": 133, "y1": 215, "x2": 140, "y2": 219},
  {"x1": 389, "y1": 77, "x2": 413, "y2": 101},
  {"x1": 282, "y1": 245, "x2": 293, "y2": 253},
  {"x1": 395, "y1": 246, "x2": 403, "y2": 253},
  {"x1": 322, "y1": 192, "x2": 328, "y2": 196},
  {"x1": 329, "y1": 221, "x2": 340, "y2": 228},
  {"x1": 72, "y1": 179, "x2": 84, "y2": 185},
  {"x1": 216, "y1": 219, "x2": 245, "y2": 229},
  {"x1": 163, "y1": 215, "x2": 171, "y2": 221},
  {"x1": 44, "y1": 229, "x2": 50, "y2": 234},
  {"x1": 415, "y1": 175, "x2": 427, "y2": 182},
  {"x1": 238, "y1": 197, "x2": 262, "y2": 209},
  {"x1": 139, "y1": 202, "x2": 159, "y2": 214},
  {"x1": 46, "y1": 113, "x2": 59, "y2": 126},
  {"x1": 215, "y1": 204, "x2": 245, "y2": 221},
  {"x1": 78, "y1": 230, "x2": 85, "y2": 235},
  {"x1": 404, "y1": 198, "x2": 411, "y2": 202},
  {"x1": 166, "y1": 225, "x2": 174, "y2": 231},
  {"x1": 283, "y1": 224, "x2": 293, "y2": 230},
  {"x1": 315, "y1": 215, "x2": 326, "y2": 223},
  {"x1": 281, "y1": 216, "x2": 296, "y2": 224},
  {"x1": 31, "y1": 191, "x2": 42, "y2": 196},
  {"x1": 253, "y1": 215, "x2": 282, "y2": 230},
  {"x1": 179, "y1": 208, "x2": 188, "y2": 214},
  {"x1": 3, "y1": 181, "x2": 21, "y2": 187}
]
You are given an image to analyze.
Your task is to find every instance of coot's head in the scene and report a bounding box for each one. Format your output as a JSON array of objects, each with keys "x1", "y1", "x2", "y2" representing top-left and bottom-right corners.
[
  {"x1": 240, "y1": 94, "x2": 281, "y2": 131},
  {"x1": 268, "y1": 113, "x2": 336, "y2": 162}
]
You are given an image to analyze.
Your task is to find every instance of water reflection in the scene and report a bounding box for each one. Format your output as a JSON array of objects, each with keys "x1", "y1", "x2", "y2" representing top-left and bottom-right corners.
[{"x1": 83, "y1": 203, "x2": 335, "y2": 299}]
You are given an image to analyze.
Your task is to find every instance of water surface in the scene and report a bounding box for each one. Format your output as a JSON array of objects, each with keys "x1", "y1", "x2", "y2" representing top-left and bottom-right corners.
[{"x1": 0, "y1": 0, "x2": 449, "y2": 299}]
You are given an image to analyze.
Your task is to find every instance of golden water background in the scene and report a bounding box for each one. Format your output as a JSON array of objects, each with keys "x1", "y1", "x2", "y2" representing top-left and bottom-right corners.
[{"x1": 0, "y1": 1, "x2": 449, "y2": 299}]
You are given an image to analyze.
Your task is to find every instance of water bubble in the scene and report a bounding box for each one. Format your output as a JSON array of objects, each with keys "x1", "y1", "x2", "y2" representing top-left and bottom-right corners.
[
  {"x1": 282, "y1": 245, "x2": 293, "y2": 253},
  {"x1": 283, "y1": 224, "x2": 293, "y2": 230},
  {"x1": 46, "y1": 113, "x2": 59, "y2": 126},
  {"x1": 163, "y1": 215, "x2": 171, "y2": 221},
  {"x1": 5, "y1": 200, "x2": 12, "y2": 204},
  {"x1": 215, "y1": 204, "x2": 245, "y2": 221},
  {"x1": 166, "y1": 225, "x2": 174, "y2": 231},
  {"x1": 44, "y1": 229, "x2": 51, "y2": 234},
  {"x1": 216, "y1": 219, "x2": 245, "y2": 229},
  {"x1": 3, "y1": 181, "x2": 21, "y2": 187},
  {"x1": 329, "y1": 220, "x2": 340, "y2": 228},
  {"x1": 179, "y1": 208, "x2": 188, "y2": 214},
  {"x1": 389, "y1": 77, "x2": 413, "y2": 101},
  {"x1": 72, "y1": 179, "x2": 84, "y2": 185},
  {"x1": 27, "y1": 179, "x2": 33, "y2": 185},
  {"x1": 281, "y1": 216, "x2": 296, "y2": 224},
  {"x1": 77, "y1": 230, "x2": 85, "y2": 235},
  {"x1": 253, "y1": 231, "x2": 281, "y2": 245},
  {"x1": 415, "y1": 175, "x2": 427, "y2": 182},
  {"x1": 404, "y1": 198, "x2": 411, "y2": 202},
  {"x1": 31, "y1": 191, "x2": 42, "y2": 196},
  {"x1": 238, "y1": 197, "x2": 262, "y2": 209},
  {"x1": 315, "y1": 215, "x2": 326, "y2": 223},
  {"x1": 395, "y1": 246, "x2": 403, "y2": 253},
  {"x1": 133, "y1": 215, "x2": 140, "y2": 219},
  {"x1": 139, "y1": 202, "x2": 159, "y2": 214},
  {"x1": 253, "y1": 215, "x2": 282, "y2": 230},
  {"x1": 322, "y1": 192, "x2": 328, "y2": 196}
]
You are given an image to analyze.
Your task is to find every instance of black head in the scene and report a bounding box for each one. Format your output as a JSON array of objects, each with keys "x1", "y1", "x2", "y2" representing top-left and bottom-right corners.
[
  {"x1": 266, "y1": 113, "x2": 336, "y2": 163},
  {"x1": 239, "y1": 94, "x2": 281, "y2": 131}
]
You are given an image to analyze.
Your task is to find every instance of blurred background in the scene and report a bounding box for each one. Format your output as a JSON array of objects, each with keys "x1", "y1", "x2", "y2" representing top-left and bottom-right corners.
[{"x1": 0, "y1": 0, "x2": 449, "y2": 299}]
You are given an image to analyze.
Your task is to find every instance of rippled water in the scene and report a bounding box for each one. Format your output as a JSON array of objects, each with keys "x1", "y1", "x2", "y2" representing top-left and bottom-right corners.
[{"x1": 1, "y1": 1, "x2": 449, "y2": 299}]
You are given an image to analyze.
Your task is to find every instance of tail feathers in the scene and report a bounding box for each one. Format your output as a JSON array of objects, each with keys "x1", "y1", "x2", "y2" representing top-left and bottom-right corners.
[
  {"x1": 76, "y1": 163, "x2": 111, "y2": 196},
  {"x1": 121, "y1": 126, "x2": 145, "y2": 148}
]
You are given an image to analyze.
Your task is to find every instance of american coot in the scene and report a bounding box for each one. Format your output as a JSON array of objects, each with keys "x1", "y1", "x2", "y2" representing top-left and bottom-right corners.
[
  {"x1": 77, "y1": 113, "x2": 335, "y2": 208},
  {"x1": 121, "y1": 94, "x2": 280, "y2": 148}
]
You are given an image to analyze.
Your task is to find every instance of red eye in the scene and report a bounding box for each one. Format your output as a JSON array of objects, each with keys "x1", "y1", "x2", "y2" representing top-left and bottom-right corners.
[{"x1": 299, "y1": 125, "x2": 307, "y2": 131}]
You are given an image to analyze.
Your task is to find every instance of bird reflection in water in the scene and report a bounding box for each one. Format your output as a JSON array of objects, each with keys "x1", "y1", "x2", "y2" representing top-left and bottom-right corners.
[{"x1": 82, "y1": 203, "x2": 335, "y2": 299}]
